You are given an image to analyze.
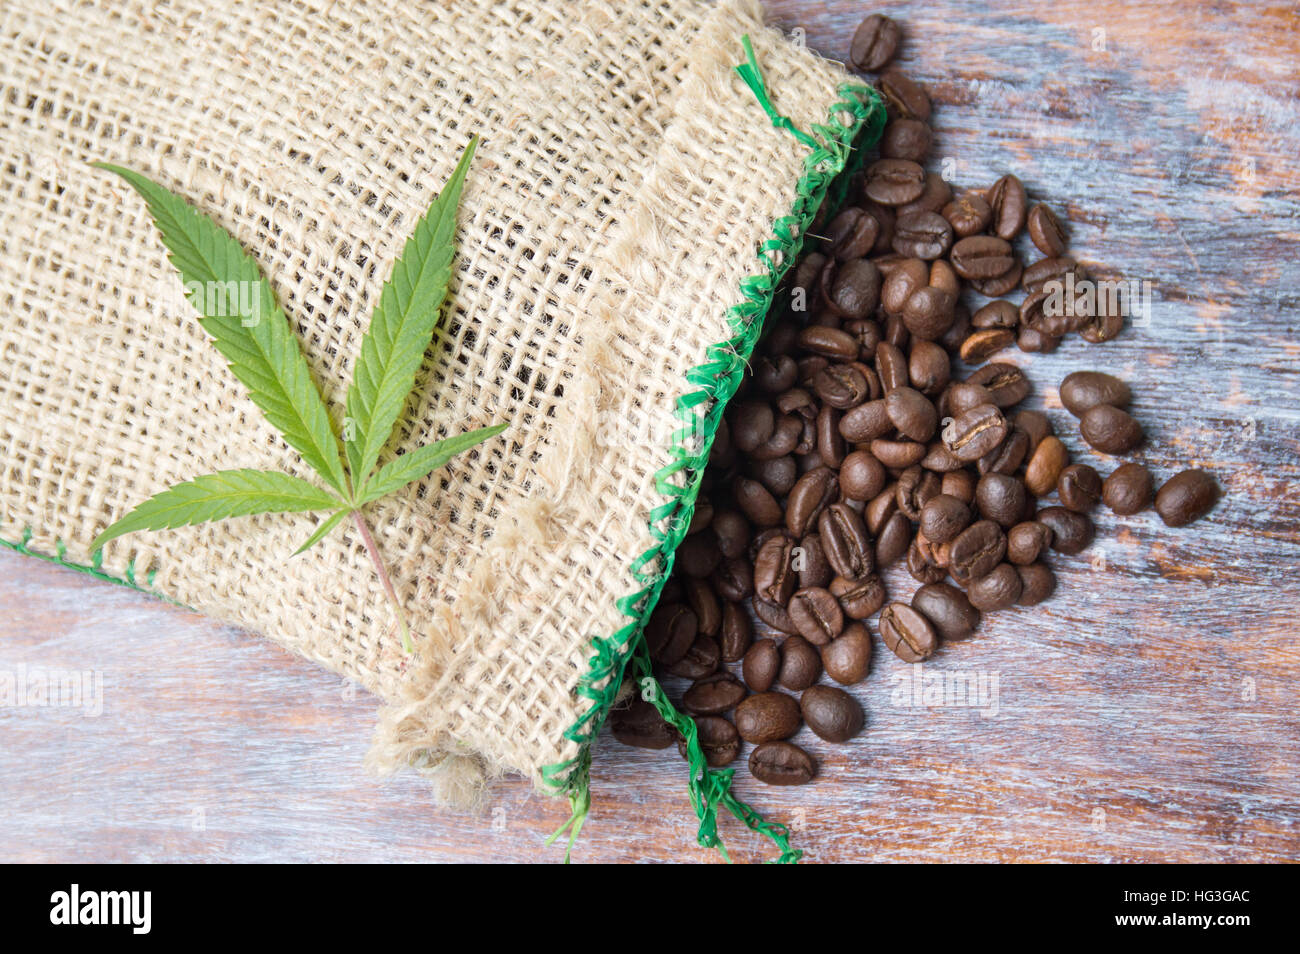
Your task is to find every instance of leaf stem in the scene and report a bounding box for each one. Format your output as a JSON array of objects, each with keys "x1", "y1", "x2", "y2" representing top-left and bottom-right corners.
[{"x1": 352, "y1": 510, "x2": 412, "y2": 653}]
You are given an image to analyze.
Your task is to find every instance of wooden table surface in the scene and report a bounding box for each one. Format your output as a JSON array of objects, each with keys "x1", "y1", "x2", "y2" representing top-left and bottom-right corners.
[{"x1": 3, "y1": 0, "x2": 1298, "y2": 863}]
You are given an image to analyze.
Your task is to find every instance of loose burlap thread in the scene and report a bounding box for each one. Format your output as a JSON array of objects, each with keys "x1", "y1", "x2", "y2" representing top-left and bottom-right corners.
[{"x1": 0, "y1": 0, "x2": 870, "y2": 813}]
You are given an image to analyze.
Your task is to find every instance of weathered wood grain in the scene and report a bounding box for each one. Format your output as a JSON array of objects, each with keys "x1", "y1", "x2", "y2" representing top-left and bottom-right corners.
[{"x1": 2, "y1": 0, "x2": 1298, "y2": 863}]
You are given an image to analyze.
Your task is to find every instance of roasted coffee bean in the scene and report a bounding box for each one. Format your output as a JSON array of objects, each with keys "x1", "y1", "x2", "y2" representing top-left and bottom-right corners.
[
  {"x1": 730, "y1": 401, "x2": 774, "y2": 453},
  {"x1": 687, "y1": 497, "x2": 714, "y2": 534},
  {"x1": 875, "y1": 510, "x2": 913, "y2": 567},
  {"x1": 960, "y1": 328, "x2": 1015, "y2": 363},
  {"x1": 1037, "y1": 506, "x2": 1095, "y2": 554},
  {"x1": 843, "y1": 317, "x2": 883, "y2": 362},
  {"x1": 880, "y1": 601, "x2": 938, "y2": 662},
  {"x1": 796, "y1": 533, "x2": 834, "y2": 589},
  {"x1": 839, "y1": 399, "x2": 892, "y2": 443},
  {"x1": 912, "y1": 581, "x2": 981, "y2": 640},
  {"x1": 918, "y1": 493, "x2": 970, "y2": 544},
  {"x1": 906, "y1": 538, "x2": 947, "y2": 584},
  {"x1": 878, "y1": 69, "x2": 932, "y2": 121},
  {"x1": 945, "y1": 381, "x2": 995, "y2": 417},
  {"x1": 882, "y1": 387, "x2": 936, "y2": 442},
  {"x1": 864, "y1": 158, "x2": 926, "y2": 205},
  {"x1": 944, "y1": 403, "x2": 1008, "y2": 461},
  {"x1": 881, "y1": 256, "x2": 928, "y2": 314},
  {"x1": 734, "y1": 476, "x2": 783, "y2": 526},
  {"x1": 966, "y1": 563, "x2": 1023, "y2": 611},
  {"x1": 821, "y1": 622, "x2": 872, "y2": 685},
  {"x1": 1027, "y1": 203, "x2": 1068, "y2": 256},
  {"x1": 754, "y1": 533, "x2": 797, "y2": 605},
  {"x1": 826, "y1": 207, "x2": 880, "y2": 260},
  {"x1": 1013, "y1": 409, "x2": 1053, "y2": 450},
  {"x1": 778, "y1": 634, "x2": 823, "y2": 690},
  {"x1": 949, "y1": 520, "x2": 1007, "y2": 584},
  {"x1": 750, "y1": 741, "x2": 817, "y2": 785},
  {"x1": 870, "y1": 437, "x2": 927, "y2": 468},
  {"x1": 829, "y1": 573, "x2": 887, "y2": 619},
  {"x1": 908, "y1": 339, "x2": 950, "y2": 395},
  {"x1": 816, "y1": 405, "x2": 847, "y2": 467},
  {"x1": 735, "y1": 691, "x2": 802, "y2": 743},
  {"x1": 818, "y1": 503, "x2": 874, "y2": 580},
  {"x1": 1079, "y1": 404, "x2": 1144, "y2": 454},
  {"x1": 813, "y1": 364, "x2": 871, "y2": 410},
  {"x1": 881, "y1": 118, "x2": 933, "y2": 162},
  {"x1": 755, "y1": 354, "x2": 799, "y2": 393},
  {"x1": 749, "y1": 455, "x2": 798, "y2": 496},
  {"x1": 787, "y1": 586, "x2": 845, "y2": 646},
  {"x1": 1007, "y1": 521, "x2": 1053, "y2": 564},
  {"x1": 684, "y1": 577, "x2": 721, "y2": 636},
  {"x1": 1022, "y1": 255, "x2": 1087, "y2": 295},
  {"x1": 786, "y1": 466, "x2": 839, "y2": 536},
  {"x1": 839, "y1": 449, "x2": 887, "y2": 502},
  {"x1": 1155, "y1": 469, "x2": 1219, "y2": 527},
  {"x1": 711, "y1": 557, "x2": 754, "y2": 602},
  {"x1": 986, "y1": 173, "x2": 1028, "y2": 240},
  {"x1": 646, "y1": 602, "x2": 697, "y2": 665},
  {"x1": 801, "y1": 685, "x2": 865, "y2": 743},
  {"x1": 720, "y1": 601, "x2": 753, "y2": 662},
  {"x1": 967, "y1": 363, "x2": 1031, "y2": 407},
  {"x1": 610, "y1": 696, "x2": 675, "y2": 749},
  {"x1": 798, "y1": 325, "x2": 859, "y2": 360},
  {"x1": 711, "y1": 510, "x2": 750, "y2": 561},
  {"x1": 742, "y1": 638, "x2": 781, "y2": 692},
  {"x1": 748, "y1": 413, "x2": 802, "y2": 461},
  {"x1": 1079, "y1": 296, "x2": 1125, "y2": 343},
  {"x1": 682, "y1": 671, "x2": 746, "y2": 716},
  {"x1": 850, "y1": 12, "x2": 902, "y2": 71},
  {"x1": 1021, "y1": 288, "x2": 1080, "y2": 338},
  {"x1": 828, "y1": 258, "x2": 882, "y2": 320},
  {"x1": 875, "y1": 340, "x2": 910, "y2": 391},
  {"x1": 678, "y1": 715, "x2": 740, "y2": 767},
  {"x1": 975, "y1": 473, "x2": 1028, "y2": 527},
  {"x1": 1024, "y1": 435, "x2": 1070, "y2": 496},
  {"x1": 968, "y1": 259, "x2": 1022, "y2": 297},
  {"x1": 902, "y1": 286, "x2": 956, "y2": 340},
  {"x1": 667, "y1": 635, "x2": 721, "y2": 679},
  {"x1": 943, "y1": 191, "x2": 993, "y2": 237},
  {"x1": 972, "y1": 300, "x2": 1019, "y2": 330},
  {"x1": 978, "y1": 426, "x2": 1029, "y2": 476},
  {"x1": 865, "y1": 482, "x2": 900, "y2": 534},
  {"x1": 1016, "y1": 563, "x2": 1056, "y2": 605},
  {"x1": 896, "y1": 465, "x2": 942, "y2": 520},
  {"x1": 1060, "y1": 370, "x2": 1132, "y2": 417},
  {"x1": 893, "y1": 210, "x2": 953, "y2": 260},
  {"x1": 950, "y1": 235, "x2": 1015, "y2": 280},
  {"x1": 754, "y1": 597, "x2": 800, "y2": 634},
  {"x1": 1058, "y1": 463, "x2": 1103, "y2": 512},
  {"x1": 1103, "y1": 462, "x2": 1154, "y2": 515}
]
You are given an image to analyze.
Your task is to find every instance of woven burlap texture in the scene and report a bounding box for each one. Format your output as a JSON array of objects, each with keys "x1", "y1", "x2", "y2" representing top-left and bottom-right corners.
[{"x1": 0, "y1": 0, "x2": 858, "y2": 804}]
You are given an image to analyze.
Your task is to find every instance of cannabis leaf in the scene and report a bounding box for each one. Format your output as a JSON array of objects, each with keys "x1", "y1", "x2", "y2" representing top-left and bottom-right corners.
[{"x1": 91, "y1": 136, "x2": 500, "y2": 652}]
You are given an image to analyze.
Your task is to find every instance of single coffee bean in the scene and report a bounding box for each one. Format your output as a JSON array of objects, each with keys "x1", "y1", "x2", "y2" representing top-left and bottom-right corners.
[
  {"x1": 1060, "y1": 370, "x2": 1132, "y2": 417},
  {"x1": 817, "y1": 406, "x2": 847, "y2": 467},
  {"x1": 1013, "y1": 409, "x2": 1053, "y2": 450},
  {"x1": 829, "y1": 573, "x2": 887, "y2": 620},
  {"x1": 960, "y1": 328, "x2": 1015, "y2": 364},
  {"x1": 874, "y1": 511, "x2": 912, "y2": 567},
  {"x1": 1037, "y1": 506, "x2": 1095, "y2": 554},
  {"x1": 884, "y1": 386, "x2": 938, "y2": 442},
  {"x1": 975, "y1": 472, "x2": 1028, "y2": 528},
  {"x1": 787, "y1": 586, "x2": 845, "y2": 646},
  {"x1": 881, "y1": 118, "x2": 933, "y2": 162},
  {"x1": 967, "y1": 363, "x2": 1031, "y2": 407},
  {"x1": 875, "y1": 340, "x2": 910, "y2": 391},
  {"x1": 828, "y1": 258, "x2": 882, "y2": 320},
  {"x1": 821, "y1": 621, "x2": 872, "y2": 685},
  {"x1": 735, "y1": 691, "x2": 802, "y2": 744},
  {"x1": 922, "y1": 439, "x2": 963, "y2": 473},
  {"x1": 749, "y1": 741, "x2": 817, "y2": 786},
  {"x1": 986, "y1": 173, "x2": 1027, "y2": 240},
  {"x1": 814, "y1": 363, "x2": 871, "y2": 410},
  {"x1": 826, "y1": 206, "x2": 879, "y2": 261},
  {"x1": 675, "y1": 532, "x2": 720, "y2": 578},
  {"x1": 902, "y1": 285, "x2": 956, "y2": 340},
  {"x1": 798, "y1": 324, "x2": 859, "y2": 360},
  {"x1": 711, "y1": 509, "x2": 751, "y2": 559},
  {"x1": 880, "y1": 601, "x2": 938, "y2": 662},
  {"x1": 801, "y1": 685, "x2": 865, "y2": 743},
  {"x1": 645, "y1": 602, "x2": 697, "y2": 665},
  {"x1": 754, "y1": 596, "x2": 799, "y2": 635},
  {"x1": 909, "y1": 339, "x2": 951, "y2": 395},
  {"x1": 719, "y1": 601, "x2": 752, "y2": 662},
  {"x1": 943, "y1": 192, "x2": 993, "y2": 237},
  {"x1": 797, "y1": 533, "x2": 834, "y2": 589},
  {"x1": 941, "y1": 468, "x2": 976, "y2": 504},
  {"x1": 878, "y1": 69, "x2": 932, "y2": 121},
  {"x1": 754, "y1": 533, "x2": 797, "y2": 605},
  {"x1": 609, "y1": 696, "x2": 675, "y2": 749},
  {"x1": 839, "y1": 399, "x2": 892, "y2": 443},
  {"x1": 818, "y1": 503, "x2": 874, "y2": 581},
  {"x1": 711, "y1": 556, "x2": 753, "y2": 602},
  {"x1": 972, "y1": 300, "x2": 1019, "y2": 330},
  {"x1": 1020, "y1": 288, "x2": 1079, "y2": 339},
  {"x1": 755, "y1": 353, "x2": 798, "y2": 393},
  {"x1": 730, "y1": 400, "x2": 775, "y2": 454},
  {"x1": 786, "y1": 466, "x2": 840, "y2": 536},
  {"x1": 1006, "y1": 521, "x2": 1053, "y2": 565},
  {"x1": 839, "y1": 449, "x2": 887, "y2": 501},
  {"x1": 864, "y1": 158, "x2": 926, "y2": 205},
  {"x1": 1079, "y1": 404, "x2": 1144, "y2": 454},
  {"x1": 919, "y1": 493, "x2": 971, "y2": 544},
  {"x1": 865, "y1": 481, "x2": 900, "y2": 534},
  {"x1": 896, "y1": 465, "x2": 942, "y2": 520},
  {"x1": 949, "y1": 519, "x2": 1007, "y2": 584},
  {"x1": 881, "y1": 256, "x2": 929, "y2": 314},
  {"x1": 1027, "y1": 202, "x2": 1068, "y2": 256},
  {"x1": 950, "y1": 235, "x2": 1015, "y2": 279},
  {"x1": 682, "y1": 671, "x2": 746, "y2": 716},
  {"x1": 749, "y1": 455, "x2": 797, "y2": 496},
  {"x1": 677, "y1": 715, "x2": 740, "y2": 767},
  {"x1": 906, "y1": 539, "x2": 947, "y2": 584},
  {"x1": 687, "y1": 497, "x2": 714, "y2": 534},
  {"x1": 1022, "y1": 255, "x2": 1087, "y2": 295},
  {"x1": 850, "y1": 13, "x2": 902, "y2": 71},
  {"x1": 1154, "y1": 469, "x2": 1219, "y2": 527},
  {"x1": 978, "y1": 426, "x2": 1029, "y2": 476},
  {"x1": 1079, "y1": 295, "x2": 1125, "y2": 343},
  {"x1": 893, "y1": 210, "x2": 953, "y2": 260},
  {"x1": 734, "y1": 476, "x2": 783, "y2": 526},
  {"x1": 968, "y1": 258, "x2": 1023, "y2": 297},
  {"x1": 749, "y1": 413, "x2": 802, "y2": 461},
  {"x1": 913, "y1": 582, "x2": 981, "y2": 640},
  {"x1": 945, "y1": 403, "x2": 1009, "y2": 461},
  {"x1": 742, "y1": 638, "x2": 780, "y2": 692},
  {"x1": 966, "y1": 563, "x2": 1023, "y2": 611},
  {"x1": 1024, "y1": 435, "x2": 1070, "y2": 496},
  {"x1": 870, "y1": 437, "x2": 927, "y2": 468},
  {"x1": 667, "y1": 635, "x2": 721, "y2": 679},
  {"x1": 683, "y1": 577, "x2": 721, "y2": 637},
  {"x1": 778, "y1": 634, "x2": 823, "y2": 690},
  {"x1": 1016, "y1": 562, "x2": 1056, "y2": 605},
  {"x1": 1058, "y1": 463, "x2": 1103, "y2": 512},
  {"x1": 945, "y1": 381, "x2": 995, "y2": 417},
  {"x1": 1103, "y1": 462, "x2": 1154, "y2": 515}
]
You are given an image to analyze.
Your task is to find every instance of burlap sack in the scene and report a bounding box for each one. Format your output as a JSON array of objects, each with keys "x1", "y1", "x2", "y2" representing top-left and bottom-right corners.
[{"x1": 0, "y1": 0, "x2": 881, "y2": 844}]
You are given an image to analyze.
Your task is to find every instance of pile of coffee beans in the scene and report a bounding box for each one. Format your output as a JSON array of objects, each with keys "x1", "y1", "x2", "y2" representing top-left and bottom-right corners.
[{"x1": 608, "y1": 14, "x2": 1219, "y2": 785}]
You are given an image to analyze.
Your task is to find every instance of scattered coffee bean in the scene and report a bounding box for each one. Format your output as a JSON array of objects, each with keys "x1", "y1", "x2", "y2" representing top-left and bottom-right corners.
[
  {"x1": 1079, "y1": 404, "x2": 1144, "y2": 454},
  {"x1": 678, "y1": 715, "x2": 740, "y2": 767},
  {"x1": 801, "y1": 685, "x2": 865, "y2": 742},
  {"x1": 1154, "y1": 469, "x2": 1219, "y2": 527},
  {"x1": 880, "y1": 601, "x2": 938, "y2": 662},
  {"x1": 912, "y1": 581, "x2": 981, "y2": 640},
  {"x1": 610, "y1": 696, "x2": 675, "y2": 749},
  {"x1": 1103, "y1": 462, "x2": 1154, "y2": 516},
  {"x1": 749, "y1": 741, "x2": 817, "y2": 785},
  {"x1": 735, "y1": 692, "x2": 802, "y2": 743},
  {"x1": 821, "y1": 622, "x2": 873, "y2": 685},
  {"x1": 1060, "y1": 370, "x2": 1131, "y2": 417}
]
